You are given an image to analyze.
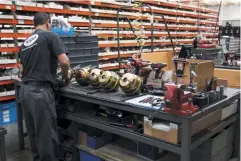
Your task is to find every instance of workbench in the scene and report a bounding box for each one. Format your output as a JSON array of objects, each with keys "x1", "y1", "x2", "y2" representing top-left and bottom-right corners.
[{"x1": 15, "y1": 83, "x2": 240, "y2": 161}]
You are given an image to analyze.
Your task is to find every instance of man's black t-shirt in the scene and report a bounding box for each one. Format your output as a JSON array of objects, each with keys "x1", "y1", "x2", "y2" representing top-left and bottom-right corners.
[{"x1": 19, "y1": 29, "x2": 67, "y2": 85}]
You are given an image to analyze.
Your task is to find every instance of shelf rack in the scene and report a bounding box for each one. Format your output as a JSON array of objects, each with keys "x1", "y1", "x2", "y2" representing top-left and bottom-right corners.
[
  {"x1": 10, "y1": 0, "x2": 219, "y2": 70},
  {"x1": 0, "y1": 3, "x2": 19, "y2": 101},
  {"x1": 0, "y1": 0, "x2": 219, "y2": 74}
]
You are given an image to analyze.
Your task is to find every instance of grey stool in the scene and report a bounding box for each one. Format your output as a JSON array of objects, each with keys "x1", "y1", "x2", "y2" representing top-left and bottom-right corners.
[{"x1": 0, "y1": 128, "x2": 7, "y2": 161}]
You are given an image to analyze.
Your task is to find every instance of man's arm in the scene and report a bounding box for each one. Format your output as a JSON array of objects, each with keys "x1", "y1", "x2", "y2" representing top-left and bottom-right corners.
[
  {"x1": 19, "y1": 63, "x2": 23, "y2": 76},
  {"x1": 58, "y1": 53, "x2": 70, "y2": 79},
  {"x1": 49, "y1": 32, "x2": 70, "y2": 80}
]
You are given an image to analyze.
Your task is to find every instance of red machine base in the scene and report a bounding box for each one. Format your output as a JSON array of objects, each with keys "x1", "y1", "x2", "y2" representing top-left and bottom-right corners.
[{"x1": 163, "y1": 102, "x2": 198, "y2": 116}]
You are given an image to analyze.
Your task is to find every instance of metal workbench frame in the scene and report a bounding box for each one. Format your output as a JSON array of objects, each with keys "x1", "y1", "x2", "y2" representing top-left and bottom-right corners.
[{"x1": 15, "y1": 83, "x2": 240, "y2": 161}]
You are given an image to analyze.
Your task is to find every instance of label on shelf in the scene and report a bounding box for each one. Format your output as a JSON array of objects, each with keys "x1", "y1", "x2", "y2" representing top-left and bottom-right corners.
[
  {"x1": 3, "y1": 110, "x2": 9, "y2": 115},
  {"x1": 3, "y1": 113, "x2": 10, "y2": 123},
  {"x1": 95, "y1": 13, "x2": 99, "y2": 16},
  {"x1": 0, "y1": 92, "x2": 6, "y2": 97},
  {"x1": 3, "y1": 117, "x2": 10, "y2": 123},
  {"x1": 16, "y1": 6, "x2": 22, "y2": 10},
  {"x1": 6, "y1": 90, "x2": 15, "y2": 96},
  {"x1": 18, "y1": 20, "x2": 24, "y2": 24},
  {"x1": 1, "y1": 59, "x2": 9, "y2": 64},
  {"x1": 0, "y1": 76, "x2": 11, "y2": 81},
  {"x1": 11, "y1": 75, "x2": 18, "y2": 80}
]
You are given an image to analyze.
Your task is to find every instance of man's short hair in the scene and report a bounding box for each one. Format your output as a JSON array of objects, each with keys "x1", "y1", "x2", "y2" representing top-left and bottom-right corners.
[{"x1": 33, "y1": 12, "x2": 50, "y2": 27}]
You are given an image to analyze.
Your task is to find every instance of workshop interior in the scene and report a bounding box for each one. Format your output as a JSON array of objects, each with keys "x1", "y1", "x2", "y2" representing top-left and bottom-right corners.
[{"x1": 0, "y1": 0, "x2": 240, "y2": 161}]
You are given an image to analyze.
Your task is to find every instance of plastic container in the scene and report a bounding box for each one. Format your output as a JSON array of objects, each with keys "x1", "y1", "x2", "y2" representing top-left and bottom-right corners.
[
  {"x1": 51, "y1": 27, "x2": 74, "y2": 36},
  {"x1": 64, "y1": 42, "x2": 76, "y2": 49},
  {"x1": 76, "y1": 42, "x2": 98, "y2": 49},
  {"x1": 68, "y1": 47, "x2": 99, "y2": 57},
  {"x1": 69, "y1": 55, "x2": 98, "y2": 63},
  {"x1": 0, "y1": 101, "x2": 17, "y2": 125},
  {"x1": 71, "y1": 61, "x2": 99, "y2": 68},
  {"x1": 60, "y1": 36, "x2": 76, "y2": 43},
  {"x1": 76, "y1": 35, "x2": 98, "y2": 43}
]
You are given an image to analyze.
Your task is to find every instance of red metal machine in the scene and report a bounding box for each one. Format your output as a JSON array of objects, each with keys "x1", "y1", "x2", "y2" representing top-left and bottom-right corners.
[{"x1": 163, "y1": 83, "x2": 199, "y2": 116}]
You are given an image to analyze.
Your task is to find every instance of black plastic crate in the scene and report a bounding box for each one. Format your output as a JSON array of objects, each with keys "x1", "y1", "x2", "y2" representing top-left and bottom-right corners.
[
  {"x1": 138, "y1": 142, "x2": 164, "y2": 160},
  {"x1": 76, "y1": 35, "x2": 98, "y2": 43},
  {"x1": 60, "y1": 36, "x2": 76, "y2": 43},
  {"x1": 68, "y1": 48, "x2": 99, "y2": 57},
  {"x1": 91, "y1": 47, "x2": 99, "y2": 54},
  {"x1": 68, "y1": 48, "x2": 84, "y2": 57},
  {"x1": 64, "y1": 42, "x2": 76, "y2": 49},
  {"x1": 69, "y1": 55, "x2": 98, "y2": 63},
  {"x1": 76, "y1": 42, "x2": 98, "y2": 49},
  {"x1": 71, "y1": 61, "x2": 99, "y2": 68}
]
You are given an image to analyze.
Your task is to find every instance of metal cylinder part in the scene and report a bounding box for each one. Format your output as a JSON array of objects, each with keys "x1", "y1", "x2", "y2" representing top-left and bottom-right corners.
[
  {"x1": 56, "y1": 68, "x2": 73, "y2": 87},
  {"x1": 99, "y1": 71, "x2": 120, "y2": 91},
  {"x1": 120, "y1": 73, "x2": 142, "y2": 96},
  {"x1": 89, "y1": 68, "x2": 102, "y2": 88},
  {"x1": 57, "y1": 68, "x2": 73, "y2": 81},
  {"x1": 74, "y1": 67, "x2": 91, "y2": 86}
]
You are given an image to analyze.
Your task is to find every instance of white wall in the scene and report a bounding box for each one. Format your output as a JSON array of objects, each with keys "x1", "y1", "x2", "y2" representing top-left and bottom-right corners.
[{"x1": 208, "y1": 3, "x2": 241, "y2": 26}]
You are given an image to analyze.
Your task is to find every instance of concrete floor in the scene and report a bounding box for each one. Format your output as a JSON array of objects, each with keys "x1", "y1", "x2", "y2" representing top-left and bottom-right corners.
[{"x1": 4, "y1": 123, "x2": 32, "y2": 161}]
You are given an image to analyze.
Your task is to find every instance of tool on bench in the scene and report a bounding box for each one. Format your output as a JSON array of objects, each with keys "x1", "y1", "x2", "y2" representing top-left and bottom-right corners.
[
  {"x1": 109, "y1": 122, "x2": 133, "y2": 128},
  {"x1": 193, "y1": 85, "x2": 225, "y2": 108},
  {"x1": 162, "y1": 83, "x2": 198, "y2": 116},
  {"x1": 140, "y1": 66, "x2": 152, "y2": 85},
  {"x1": 173, "y1": 58, "x2": 187, "y2": 84},
  {"x1": 139, "y1": 96, "x2": 155, "y2": 103},
  {"x1": 109, "y1": 115, "x2": 144, "y2": 134},
  {"x1": 148, "y1": 101, "x2": 165, "y2": 120},
  {"x1": 150, "y1": 63, "x2": 167, "y2": 79},
  {"x1": 94, "y1": 107, "x2": 124, "y2": 122}
]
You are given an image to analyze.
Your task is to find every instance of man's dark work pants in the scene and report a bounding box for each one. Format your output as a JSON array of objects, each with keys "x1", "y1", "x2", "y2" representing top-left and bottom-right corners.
[{"x1": 20, "y1": 84, "x2": 59, "y2": 161}]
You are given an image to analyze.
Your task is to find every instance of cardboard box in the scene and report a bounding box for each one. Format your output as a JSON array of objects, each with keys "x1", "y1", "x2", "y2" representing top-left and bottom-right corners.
[
  {"x1": 193, "y1": 144, "x2": 233, "y2": 161},
  {"x1": 173, "y1": 59, "x2": 214, "y2": 92},
  {"x1": 144, "y1": 117, "x2": 180, "y2": 144},
  {"x1": 144, "y1": 109, "x2": 222, "y2": 144},
  {"x1": 194, "y1": 125, "x2": 234, "y2": 158}
]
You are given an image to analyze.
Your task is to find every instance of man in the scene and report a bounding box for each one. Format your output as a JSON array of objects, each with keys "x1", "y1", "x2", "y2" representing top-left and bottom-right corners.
[{"x1": 19, "y1": 12, "x2": 70, "y2": 161}]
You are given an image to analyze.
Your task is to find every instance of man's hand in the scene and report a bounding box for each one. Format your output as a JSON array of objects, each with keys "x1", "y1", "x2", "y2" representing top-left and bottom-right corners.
[
  {"x1": 65, "y1": 70, "x2": 71, "y2": 83},
  {"x1": 58, "y1": 53, "x2": 70, "y2": 83}
]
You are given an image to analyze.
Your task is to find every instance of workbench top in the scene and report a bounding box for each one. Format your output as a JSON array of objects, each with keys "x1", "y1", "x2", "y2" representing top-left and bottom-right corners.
[{"x1": 56, "y1": 82, "x2": 240, "y2": 122}]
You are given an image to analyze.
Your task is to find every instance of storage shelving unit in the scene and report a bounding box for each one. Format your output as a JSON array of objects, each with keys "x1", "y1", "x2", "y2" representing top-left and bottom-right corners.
[
  {"x1": 0, "y1": 1, "x2": 18, "y2": 101},
  {"x1": 0, "y1": 0, "x2": 218, "y2": 78}
]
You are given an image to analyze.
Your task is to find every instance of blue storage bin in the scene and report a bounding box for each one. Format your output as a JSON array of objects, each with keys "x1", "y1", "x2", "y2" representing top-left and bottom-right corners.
[
  {"x1": 79, "y1": 150, "x2": 104, "y2": 161},
  {"x1": 51, "y1": 27, "x2": 74, "y2": 36},
  {"x1": 0, "y1": 102, "x2": 17, "y2": 126}
]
